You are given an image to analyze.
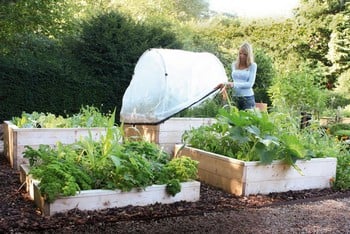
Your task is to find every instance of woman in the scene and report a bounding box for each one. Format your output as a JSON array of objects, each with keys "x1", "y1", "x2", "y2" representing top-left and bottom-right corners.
[{"x1": 218, "y1": 42, "x2": 257, "y2": 110}]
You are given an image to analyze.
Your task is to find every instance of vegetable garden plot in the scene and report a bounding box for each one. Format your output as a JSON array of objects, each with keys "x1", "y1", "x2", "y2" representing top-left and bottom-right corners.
[
  {"x1": 124, "y1": 117, "x2": 215, "y2": 154},
  {"x1": 20, "y1": 164, "x2": 200, "y2": 216},
  {"x1": 175, "y1": 145, "x2": 337, "y2": 196},
  {"x1": 4, "y1": 106, "x2": 114, "y2": 170},
  {"x1": 4, "y1": 121, "x2": 107, "y2": 169}
]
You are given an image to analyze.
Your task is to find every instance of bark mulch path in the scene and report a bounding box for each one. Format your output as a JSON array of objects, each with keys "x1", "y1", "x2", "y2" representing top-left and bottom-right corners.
[{"x1": 1, "y1": 152, "x2": 350, "y2": 233}]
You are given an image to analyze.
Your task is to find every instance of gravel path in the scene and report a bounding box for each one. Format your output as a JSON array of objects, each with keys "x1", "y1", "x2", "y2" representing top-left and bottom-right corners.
[{"x1": 47, "y1": 197, "x2": 350, "y2": 233}]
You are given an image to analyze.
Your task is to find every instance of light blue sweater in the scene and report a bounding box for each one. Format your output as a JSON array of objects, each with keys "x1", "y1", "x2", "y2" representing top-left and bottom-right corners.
[{"x1": 231, "y1": 62, "x2": 257, "y2": 97}]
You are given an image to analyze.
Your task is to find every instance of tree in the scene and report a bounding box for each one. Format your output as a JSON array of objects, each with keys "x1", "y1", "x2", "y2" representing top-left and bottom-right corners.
[
  {"x1": 294, "y1": 0, "x2": 349, "y2": 87},
  {"x1": 0, "y1": 0, "x2": 76, "y2": 46},
  {"x1": 334, "y1": 69, "x2": 350, "y2": 99},
  {"x1": 327, "y1": 3, "x2": 350, "y2": 75},
  {"x1": 115, "y1": 0, "x2": 209, "y2": 22}
]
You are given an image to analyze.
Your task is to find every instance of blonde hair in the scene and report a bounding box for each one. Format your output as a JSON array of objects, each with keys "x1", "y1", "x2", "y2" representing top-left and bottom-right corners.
[{"x1": 235, "y1": 42, "x2": 254, "y2": 68}]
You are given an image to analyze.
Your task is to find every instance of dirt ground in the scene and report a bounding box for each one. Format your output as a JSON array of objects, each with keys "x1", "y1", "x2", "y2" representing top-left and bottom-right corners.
[{"x1": 1, "y1": 145, "x2": 350, "y2": 234}]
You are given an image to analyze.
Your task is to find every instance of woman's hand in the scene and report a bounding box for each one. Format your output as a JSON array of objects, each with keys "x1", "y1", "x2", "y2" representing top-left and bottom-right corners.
[
  {"x1": 225, "y1": 82, "x2": 234, "y2": 87},
  {"x1": 215, "y1": 82, "x2": 233, "y2": 90},
  {"x1": 215, "y1": 82, "x2": 233, "y2": 101}
]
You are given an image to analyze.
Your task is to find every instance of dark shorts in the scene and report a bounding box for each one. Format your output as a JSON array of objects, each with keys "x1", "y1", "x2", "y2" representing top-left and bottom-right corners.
[{"x1": 234, "y1": 95, "x2": 256, "y2": 110}]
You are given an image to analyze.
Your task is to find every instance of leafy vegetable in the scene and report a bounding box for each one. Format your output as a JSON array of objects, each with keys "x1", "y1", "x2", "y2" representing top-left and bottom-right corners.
[
  {"x1": 23, "y1": 125, "x2": 198, "y2": 202},
  {"x1": 182, "y1": 107, "x2": 315, "y2": 167},
  {"x1": 12, "y1": 105, "x2": 113, "y2": 128}
]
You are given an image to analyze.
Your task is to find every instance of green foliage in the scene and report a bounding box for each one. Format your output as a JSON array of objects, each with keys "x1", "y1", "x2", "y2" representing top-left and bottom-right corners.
[
  {"x1": 159, "y1": 156, "x2": 199, "y2": 196},
  {"x1": 1, "y1": 0, "x2": 349, "y2": 125},
  {"x1": 295, "y1": 0, "x2": 349, "y2": 85},
  {"x1": 254, "y1": 49, "x2": 275, "y2": 105},
  {"x1": 165, "y1": 179, "x2": 182, "y2": 196},
  {"x1": 0, "y1": 0, "x2": 77, "y2": 48},
  {"x1": 328, "y1": 123, "x2": 350, "y2": 134},
  {"x1": 116, "y1": 0, "x2": 209, "y2": 22},
  {"x1": 176, "y1": 97, "x2": 224, "y2": 118},
  {"x1": 0, "y1": 33, "x2": 109, "y2": 122},
  {"x1": 122, "y1": 140, "x2": 170, "y2": 164},
  {"x1": 269, "y1": 67, "x2": 327, "y2": 115},
  {"x1": 160, "y1": 156, "x2": 199, "y2": 182},
  {"x1": 183, "y1": 106, "x2": 350, "y2": 185},
  {"x1": 325, "y1": 91, "x2": 350, "y2": 110},
  {"x1": 297, "y1": 125, "x2": 340, "y2": 159},
  {"x1": 334, "y1": 69, "x2": 350, "y2": 100},
  {"x1": 182, "y1": 107, "x2": 337, "y2": 168},
  {"x1": 215, "y1": 107, "x2": 281, "y2": 163},
  {"x1": 12, "y1": 105, "x2": 114, "y2": 128},
  {"x1": 110, "y1": 150, "x2": 155, "y2": 191},
  {"x1": 0, "y1": 8, "x2": 181, "y2": 122},
  {"x1": 333, "y1": 147, "x2": 350, "y2": 190},
  {"x1": 326, "y1": 3, "x2": 350, "y2": 76},
  {"x1": 23, "y1": 125, "x2": 198, "y2": 202},
  {"x1": 68, "y1": 105, "x2": 115, "y2": 128},
  {"x1": 68, "y1": 11, "x2": 181, "y2": 117},
  {"x1": 24, "y1": 144, "x2": 93, "y2": 203},
  {"x1": 108, "y1": 139, "x2": 171, "y2": 191},
  {"x1": 341, "y1": 106, "x2": 350, "y2": 118},
  {"x1": 182, "y1": 122, "x2": 241, "y2": 158},
  {"x1": 326, "y1": 123, "x2": 350, "y2": 141}
]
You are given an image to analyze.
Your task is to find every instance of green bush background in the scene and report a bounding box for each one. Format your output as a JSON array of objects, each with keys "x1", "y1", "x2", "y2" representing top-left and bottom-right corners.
[{"x1": 0, "y1": 11, "x2": 181, "y2": 122}]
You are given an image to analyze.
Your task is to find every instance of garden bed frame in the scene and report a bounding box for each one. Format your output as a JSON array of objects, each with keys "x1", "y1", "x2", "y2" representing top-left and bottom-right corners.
[
  {"x1": 319, "y1": 117, "x2": 350, "y2": 126},
  {"x1": 124, "y1": 117, "x2": 215, "y2": 154},
  {"x1": 3, "y1": 121, "x2": 107, "y2": 169},
  {"x1": 20, "y1": 164, "x2": 200, "y2": 216},
  {"x1": 4, "y1": 117, "x2": 215, "y2": 169},
  {"x1": 175, "y1": 145, "x2": 337, "y2": 196}
]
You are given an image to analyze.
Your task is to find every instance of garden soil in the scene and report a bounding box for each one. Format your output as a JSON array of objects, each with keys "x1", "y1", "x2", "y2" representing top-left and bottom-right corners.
[{"x1": 1, "y1": 139, "x2": 350, "y2": 233}]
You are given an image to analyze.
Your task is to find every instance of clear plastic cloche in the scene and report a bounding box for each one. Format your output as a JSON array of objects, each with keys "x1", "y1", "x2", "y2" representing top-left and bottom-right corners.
[{"x1": 120, "y1": 48, "x2": 228, "y2": 124}]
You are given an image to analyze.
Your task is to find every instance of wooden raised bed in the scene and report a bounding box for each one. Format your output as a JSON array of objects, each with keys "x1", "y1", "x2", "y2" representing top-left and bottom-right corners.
[
  {"x1": 255, "y1": 102, "x2": 268, "y2": 112},
  {"x1": 20, "y1": 164, "x2": 200, "y2": 216},
  {"x1": 175, "y1": 145, "x2": 337, "y2": 196},
  {"x1": 4, "y1": 121, "x2": 107, "y2": 169},
  {"x1": 124, "y1": 117, "x2": 215, "y2": 154},
  {"x1": 319, "y1": 117, "x2": 350, "y2": 126},
  {"x1": 20, "y1": 164, "x2": 39, "y2": 200}
]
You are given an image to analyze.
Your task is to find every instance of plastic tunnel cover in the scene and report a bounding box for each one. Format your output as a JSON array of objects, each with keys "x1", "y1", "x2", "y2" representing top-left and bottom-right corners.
[{"x1": 120, "y1": 48, "x2": 228, "y2": 124}]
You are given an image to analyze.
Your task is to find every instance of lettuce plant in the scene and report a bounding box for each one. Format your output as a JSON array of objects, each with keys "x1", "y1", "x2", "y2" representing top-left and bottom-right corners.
[{"x1": 12, "y1": 105, "x2": 113, "y2": 128}]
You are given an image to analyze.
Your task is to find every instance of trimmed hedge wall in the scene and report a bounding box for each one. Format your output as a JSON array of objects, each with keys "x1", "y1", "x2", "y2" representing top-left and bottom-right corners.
[{"x1": 0, "y1": 11, "x2": 180, "y2": 122}]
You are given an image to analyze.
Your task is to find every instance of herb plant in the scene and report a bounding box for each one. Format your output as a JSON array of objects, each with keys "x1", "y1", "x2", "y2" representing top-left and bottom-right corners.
[{"x1": 24, "y1": 144, "x2": 93, "y2": 202}]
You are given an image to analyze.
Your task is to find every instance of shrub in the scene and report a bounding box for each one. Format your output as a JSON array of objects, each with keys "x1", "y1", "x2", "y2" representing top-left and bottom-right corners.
[
  {"x1": 70, "y1": 11, "x2": 181, "y2": 118},
  {"x1": 254, "y1": 49, "x2": 275, "y2": 105},
  {"x1": 269, "y1": 67, "x2": 327, "y2": 115}
]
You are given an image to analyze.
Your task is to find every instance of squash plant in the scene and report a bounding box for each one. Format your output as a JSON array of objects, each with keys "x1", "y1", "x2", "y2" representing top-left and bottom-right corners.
[
  {"x1": 182, "y1": 106, "x2": 324, "y2": 170},
  {"x1": 24, "y1": 123, "x2": 198, "y2": 202}
]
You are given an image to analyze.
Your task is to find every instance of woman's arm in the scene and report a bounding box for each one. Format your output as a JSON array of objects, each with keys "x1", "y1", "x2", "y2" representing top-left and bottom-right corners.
[{"x1": 232, "y1": 63, "x2": 257, "y2": 89}]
